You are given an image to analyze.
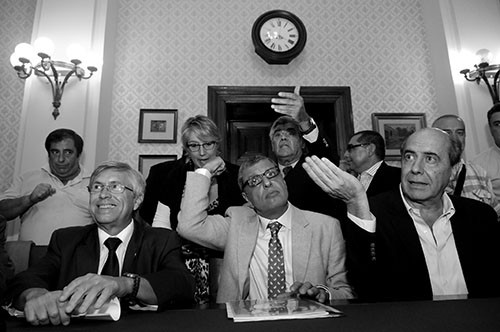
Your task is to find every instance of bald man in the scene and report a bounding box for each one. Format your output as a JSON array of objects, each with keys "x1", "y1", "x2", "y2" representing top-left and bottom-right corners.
[
  {"x1": 303, "y1": 128, "x2": 500, "y2": 302},
  {"x1": 432, "y1": 114, "x2": 500, "y2": 217}
]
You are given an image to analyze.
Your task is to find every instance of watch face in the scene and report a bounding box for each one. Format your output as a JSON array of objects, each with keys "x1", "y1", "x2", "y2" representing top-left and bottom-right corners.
[{"x1": 259, "y1": 17, "x2": 299, "y2": 53}]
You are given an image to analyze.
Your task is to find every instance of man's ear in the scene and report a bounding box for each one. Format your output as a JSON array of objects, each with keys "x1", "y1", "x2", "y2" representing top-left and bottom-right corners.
[
  {"x1": 366, "y1": 143, "x2": 376, "y2": 157},
  {"x1": 241, "y1": 192, "x2": 252, "y2": 206},
  {"x1": 133, "y1": 194, "x2": 144, "y2": 211}
]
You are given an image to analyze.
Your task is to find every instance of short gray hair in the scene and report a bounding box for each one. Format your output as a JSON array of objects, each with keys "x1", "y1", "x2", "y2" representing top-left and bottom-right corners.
[{"x1": 90, "y1": 161, "x2": 146, "y2": 198}]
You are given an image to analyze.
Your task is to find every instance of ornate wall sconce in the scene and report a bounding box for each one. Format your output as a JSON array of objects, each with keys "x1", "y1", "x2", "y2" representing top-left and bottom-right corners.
[
  {"x1": 10, "y1": 37, "x2": 99, "y2": 119},
  {"x1": 460, "y1": 49, "x2": 499, "y2": 105}
]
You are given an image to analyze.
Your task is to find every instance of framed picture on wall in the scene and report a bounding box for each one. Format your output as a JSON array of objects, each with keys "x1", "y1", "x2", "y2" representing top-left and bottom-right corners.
[
  {"x1": 372, "y1": 113, "x2": 427, "y2": 161},
  {"x1": 138, "y1": 109, "x2": 178, "y2": 143},
  {"x1": 138, "y1": 154, "x2": 177, "y2": 177}
]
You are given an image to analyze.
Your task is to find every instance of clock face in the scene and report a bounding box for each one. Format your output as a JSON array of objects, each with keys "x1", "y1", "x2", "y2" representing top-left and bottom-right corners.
[
  {"x1": 259, "y1": 17, "x2": 299, "y2": 53},
  {"x1": 251, "y1": 10, "x2": 307, "y2": 64}
]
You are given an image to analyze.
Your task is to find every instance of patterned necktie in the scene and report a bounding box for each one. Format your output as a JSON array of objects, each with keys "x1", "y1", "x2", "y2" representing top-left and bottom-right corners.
[
  {"x1": 282, "y1": 166, "x2": 292, "y2": 177},
  {"x1": 267, "y1": 221, "x2": 286, "y2": 299},
  {"x1": 101, "y1": 237, "x2": 122, "y2": 276}
]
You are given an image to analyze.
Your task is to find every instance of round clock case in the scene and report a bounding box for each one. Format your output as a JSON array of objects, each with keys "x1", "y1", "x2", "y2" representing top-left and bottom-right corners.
[{"x1": 251, "y1": 10, "x2": 307, "y2": 65}]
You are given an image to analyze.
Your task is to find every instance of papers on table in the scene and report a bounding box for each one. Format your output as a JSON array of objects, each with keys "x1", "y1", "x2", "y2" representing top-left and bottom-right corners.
[
  {"x1": 226, "y1": 298, "x2": 344, "y2": 322},
  {"x1": 5, "y1": 296, "x2": 121, "y2": 321}
]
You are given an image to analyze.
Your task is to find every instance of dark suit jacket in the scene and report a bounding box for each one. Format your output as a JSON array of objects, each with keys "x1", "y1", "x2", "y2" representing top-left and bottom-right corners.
[
  {"x1": 8, "y1": 219, "x2": 195, "y2": 310},
  {"x1": 365, "y1": 162, "x2": 400, "y2": 197},
  {"x1": 348, "y1": 190, "x2": 500, "y2": 302},
  {"x1": 0, "y1": 216, "x2": 14, "y2": 303},
  {"x1": 285, "y1": 133, "x2": 347, "y2": 222},
  {"x1": 139, "y1": 157, "x2": 244, "y2": 230}
]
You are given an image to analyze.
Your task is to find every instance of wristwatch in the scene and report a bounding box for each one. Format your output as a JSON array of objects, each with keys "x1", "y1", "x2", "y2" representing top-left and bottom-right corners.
[
  {"x1": 300, "y1": 117, "x2": 317, "y2": 135},
  {"x1": 122, "y1": 272, "x2": 141, "y2": 304}
]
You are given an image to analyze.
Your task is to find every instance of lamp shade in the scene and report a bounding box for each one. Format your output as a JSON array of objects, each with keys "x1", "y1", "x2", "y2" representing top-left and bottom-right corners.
[{"x1": 33, "y1": 37, "x2": 55, "y2": 58}]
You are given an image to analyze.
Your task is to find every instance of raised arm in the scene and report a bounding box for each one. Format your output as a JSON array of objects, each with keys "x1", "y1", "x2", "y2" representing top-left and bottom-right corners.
[
  {"x1": 177, "y1": 157, "x2": 231, "y2": 251},
  {"x1": 303, "y1": 156, "x2": 371, "y2": 219}
]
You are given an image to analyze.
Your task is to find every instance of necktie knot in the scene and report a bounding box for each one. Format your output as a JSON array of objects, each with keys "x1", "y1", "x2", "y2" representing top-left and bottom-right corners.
[
  {"x1": 104, "y1": 237, "x2": 122, "y2": 252},
  {"x1": 282, "y1": 166, "x2": 292, "y2": 177},
  {"x1": 268, "y1": 221, "x2": 282, "y2": 237}
]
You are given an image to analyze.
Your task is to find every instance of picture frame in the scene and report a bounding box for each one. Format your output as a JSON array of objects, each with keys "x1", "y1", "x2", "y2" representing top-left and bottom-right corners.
[
  {"x1": 138, "y1": 109, "x2": 178, "y2": 143},
  {"x1": 372, "y1": 113, "x2": 427, "y2": 161},
  {"x1": 138, "y1": 154, "x2": 177, "y2": 177}
]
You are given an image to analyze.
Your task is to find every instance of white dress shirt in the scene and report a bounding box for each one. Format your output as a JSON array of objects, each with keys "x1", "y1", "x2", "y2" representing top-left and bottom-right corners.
[
  {"x1": 248, "y1": 204, "x2": 294, "y2": 300},
  {"x1": 348, "y1": 187, "x2": 468, "y2": 298},
  {"x1": 97, "y1": 220, "x2": 134, "y2": 275}
]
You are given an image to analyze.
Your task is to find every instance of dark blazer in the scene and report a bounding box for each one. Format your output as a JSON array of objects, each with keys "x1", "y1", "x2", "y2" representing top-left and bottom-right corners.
[
  {"x1": 348, "y1": 189, "x2": 500, "y2": 302},
  {"x1": 285, "y1": 134, "x2": 347, "y2": 222},
  {"x1": 139, "y1": 157, "x2": 244, "y2": 230},
  {"x1": 365, "y1": 162, "x2": 401, "y2": 197},
  {"x1": 8, "y1": 219, "x2": 195, "y2": 310}
]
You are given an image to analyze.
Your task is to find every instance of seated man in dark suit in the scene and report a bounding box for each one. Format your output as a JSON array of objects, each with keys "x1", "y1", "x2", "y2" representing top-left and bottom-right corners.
[
  {"x1": 8, "y1": 161, "x2": 194, "y2": 326},
  {"x1": 342, "y1": 130, "x2": 400, "y2": 197},
  {"x1": 178, "y1": 155, "x2": 353, "y2": 304},
  {"x1": 270, "y1": 86, "x2": 346, "y2": 220},
  {"x1": 304, "y1": 128, "x2": 500, "y2": 302}
]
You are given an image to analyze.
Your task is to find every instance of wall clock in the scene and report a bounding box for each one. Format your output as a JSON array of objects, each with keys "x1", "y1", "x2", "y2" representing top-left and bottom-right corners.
[{"x1": 251, "y1": 10, "x2": 307, "y2": 65}]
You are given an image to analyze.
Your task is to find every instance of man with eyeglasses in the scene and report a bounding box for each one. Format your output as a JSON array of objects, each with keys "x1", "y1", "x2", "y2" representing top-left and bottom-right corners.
[
  {"x1": 342, "y1": 130, "x2": 400, "y2": 197},
  {"x1": 177, "y1": 154, "x2": 353, "y2": 304},
  {"x1": 8, "y1": 161, "x2": 194, "y2": 326},
  {"x1": 269, "y1": 86, "x2": 346, "y2": 221}
]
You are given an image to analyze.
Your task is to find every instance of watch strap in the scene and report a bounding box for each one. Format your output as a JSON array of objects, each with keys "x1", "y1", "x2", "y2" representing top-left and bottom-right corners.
[
  {"x1": 123, "y1": 272, "x2": 140, "y2": 304},
  {"x1": 300, "y1": 118, "x2": 317, "y2": 135}
]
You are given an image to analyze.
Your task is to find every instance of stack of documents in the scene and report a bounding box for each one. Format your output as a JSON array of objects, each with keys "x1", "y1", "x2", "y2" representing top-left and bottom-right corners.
[{"x1": 226, "y1": 298, "x2": 344, "y2": 322}]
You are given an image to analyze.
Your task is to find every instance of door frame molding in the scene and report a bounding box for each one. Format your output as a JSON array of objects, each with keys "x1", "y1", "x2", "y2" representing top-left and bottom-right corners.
[{"x1": 208, "y1": 86, "x2": 354, "y2": 163}]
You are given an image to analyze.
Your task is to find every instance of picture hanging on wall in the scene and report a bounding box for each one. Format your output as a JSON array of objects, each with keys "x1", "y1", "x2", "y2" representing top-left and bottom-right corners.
[
  {"x1": 138, "y1": 109, "x2": 178, "y2": 143},
  {"x1": 372, "y1": 113, "x2": 427, "y2": 161},
  {"x1": 138, "y1": 154, "x2": 177, "y2": 177}
]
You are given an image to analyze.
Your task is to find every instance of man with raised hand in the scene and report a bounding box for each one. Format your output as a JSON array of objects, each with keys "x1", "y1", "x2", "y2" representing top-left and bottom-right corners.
[{"x1": 303, "y1": 128, "x2": 500, "y2": 301}]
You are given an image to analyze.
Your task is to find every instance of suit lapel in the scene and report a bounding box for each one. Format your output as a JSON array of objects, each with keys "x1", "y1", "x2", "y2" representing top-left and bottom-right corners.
[
  {"x1": 290, "y1": 206, "x2": 311, "y2": 282},
  {"x1": 74, "y1": 227, "x2": 100, "y2": 275},
  {"x1": 386, "y1": 192, "x2": 428, "y2": 262},
  {"x1": 237, "y1": 214, "x2": 259, "y2": 297},
  {"x1": 123, "y1": 219, "x2": 144, "y2": 273}
]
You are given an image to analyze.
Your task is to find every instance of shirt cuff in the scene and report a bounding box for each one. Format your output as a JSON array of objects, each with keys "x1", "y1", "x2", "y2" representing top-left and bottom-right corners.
[
  {"x1": 302, "y1": 118, "x2": 319, "y2": 143},
  {"x1": 314, "y1": 284, "x2": 332, "y2": 301},
  {"x1": 347, "y1": 212, "x2": 376, "y2": 233}
]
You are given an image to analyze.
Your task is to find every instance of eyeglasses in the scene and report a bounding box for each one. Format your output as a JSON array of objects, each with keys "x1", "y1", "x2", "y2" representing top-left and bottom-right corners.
[
  {"x1": 243, "y1": 167, "x2": 281, "y2": 188},
  {"x1": 88, "y1": 182, "x2": 134, "y2": 194},
  {"x1": 346, "y1": 143, "x2": 369, "y2": 152},
  {"x1": 186, "y1": 141, "x2": 217, "y2": 152}
]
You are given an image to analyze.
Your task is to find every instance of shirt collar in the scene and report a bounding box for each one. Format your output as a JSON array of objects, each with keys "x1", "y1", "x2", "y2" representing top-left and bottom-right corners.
[
  {"x1": 41, "y1": 164, "x2": 90, "y2": 183},
  {"x1": 399, "y1": 185, "x2": 455, "y2": 219},
  {"x1": 278, "y1": 161, "x2": 299, "y2": 172},
  {"x1": 98, "y1": 219, "x2": 135, "y2": 248},
  {"x1": 258, "y1": 203, "x2": 292, "y2": 232},
  {"x1": 361, "y1": 160, "x2": 383, "y2": 177}
]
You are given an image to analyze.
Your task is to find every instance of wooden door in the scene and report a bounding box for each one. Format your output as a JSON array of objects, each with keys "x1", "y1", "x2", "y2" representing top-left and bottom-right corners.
[{"x1": 208, "y1": 86, "x2": 354, "y2": 165}]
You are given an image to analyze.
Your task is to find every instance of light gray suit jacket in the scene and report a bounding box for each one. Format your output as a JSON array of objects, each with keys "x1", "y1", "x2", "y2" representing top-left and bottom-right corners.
[{"x1": 177, "y1": 172, "x2": 353, "y2": 303}]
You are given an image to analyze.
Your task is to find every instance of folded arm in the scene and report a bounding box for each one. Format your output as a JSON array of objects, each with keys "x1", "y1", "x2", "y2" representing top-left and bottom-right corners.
[
  {"x1": 177, "y1": 170, "x2": 230, "y2": 251},
  {"x1": 0, "y1": 183, "x2": 55, "y2": 220}
]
